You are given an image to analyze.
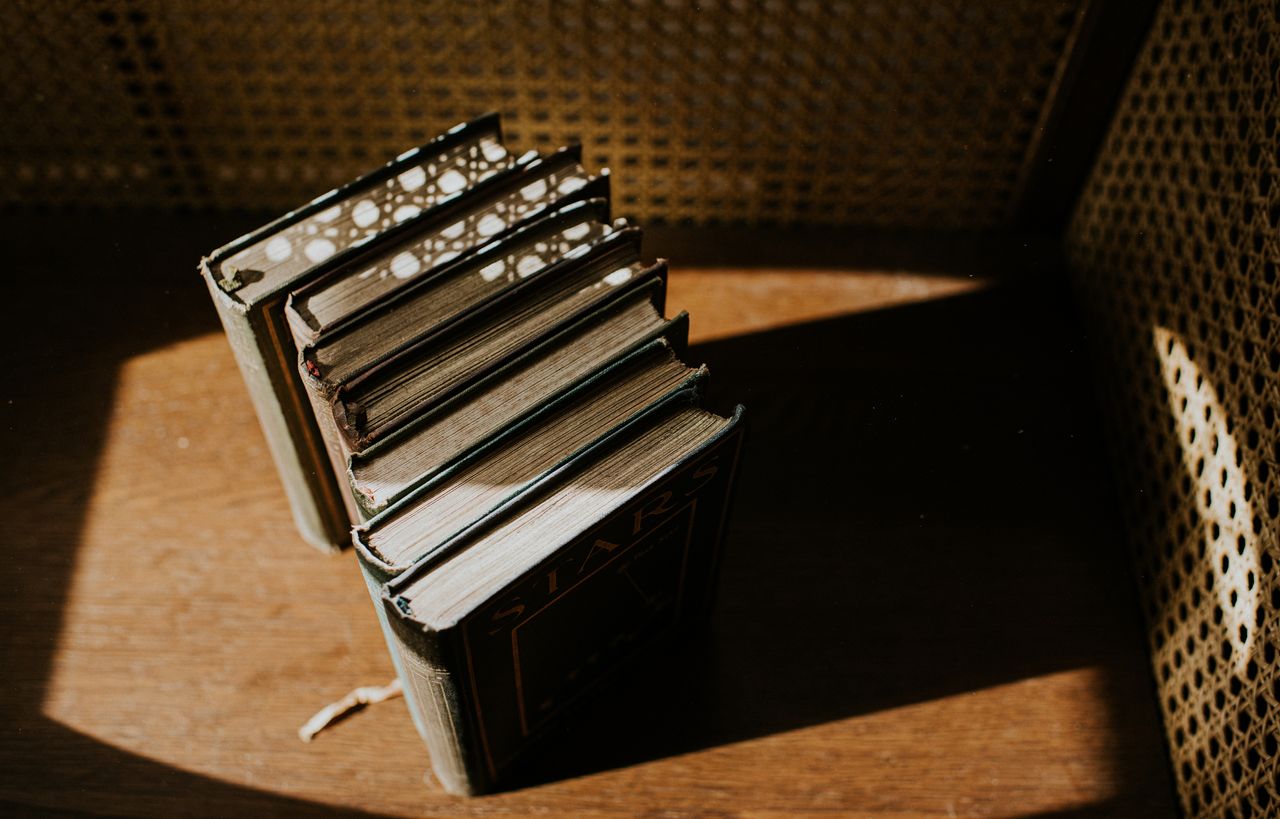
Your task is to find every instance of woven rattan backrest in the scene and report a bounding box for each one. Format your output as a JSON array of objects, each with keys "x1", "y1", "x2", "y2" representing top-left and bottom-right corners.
[
  {"x1": 1, "y1": 0, "x2": 1084, "y2": 226},
  {"x1": 1068, "y1": 1, "x2": 1280, "y2": 815}
]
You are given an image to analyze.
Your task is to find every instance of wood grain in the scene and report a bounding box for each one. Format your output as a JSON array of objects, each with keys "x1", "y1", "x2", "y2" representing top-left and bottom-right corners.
[{"x1": 0, "y1": 214, "x2": 1175, "y2": 816}]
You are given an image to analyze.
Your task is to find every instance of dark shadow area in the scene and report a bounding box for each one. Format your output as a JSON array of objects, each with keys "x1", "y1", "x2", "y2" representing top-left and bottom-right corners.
[
  {"x1": 0, "y1": 210, "x2": 391, "y2": 816},
  {"x1": 508, "y1": 280, "x2": 1175, "y2": 814}
]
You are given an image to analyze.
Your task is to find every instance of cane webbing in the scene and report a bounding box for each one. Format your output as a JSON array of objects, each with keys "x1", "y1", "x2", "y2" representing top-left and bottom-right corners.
[
  {"x1": 1068, "y1": 1, "x2": 1280, "y2": 816},
  {"x1": 1, "y1": 0, "x2": 1083, "y2": 226}
]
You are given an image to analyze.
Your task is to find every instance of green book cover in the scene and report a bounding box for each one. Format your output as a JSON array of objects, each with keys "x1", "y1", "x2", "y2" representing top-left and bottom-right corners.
[{"x1": 199, "y1": 115, "x2": 510, "y2": 550}]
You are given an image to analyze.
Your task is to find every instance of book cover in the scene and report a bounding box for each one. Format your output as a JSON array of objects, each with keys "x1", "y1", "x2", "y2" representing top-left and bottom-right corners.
[{"x1": 379, "y1": 396, "x2": 745, "y2": 794}]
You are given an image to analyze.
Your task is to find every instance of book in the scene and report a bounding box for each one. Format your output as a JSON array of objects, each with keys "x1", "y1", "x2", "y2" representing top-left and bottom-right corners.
[
  {"x1": 352, "y1": 339, "x2": 707, "y2": 747},
  {"x1": 199, "y1": 115, "x2": 512, "y2": 551},
  {"x1": 201, "y1": 114, "x2": 745, "y2": 794},
  {"x1": 379, "y1": 393, "x2": 744, "y2": 794}
]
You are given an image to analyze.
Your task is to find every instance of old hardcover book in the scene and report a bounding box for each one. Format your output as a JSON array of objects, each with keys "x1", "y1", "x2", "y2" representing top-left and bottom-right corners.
[
  {"x1": 375, "y1": 392, "x2": 745, "y2": 794},
  {"x1": 199, "y1": 115, "x2": 511, "y2": 551}
]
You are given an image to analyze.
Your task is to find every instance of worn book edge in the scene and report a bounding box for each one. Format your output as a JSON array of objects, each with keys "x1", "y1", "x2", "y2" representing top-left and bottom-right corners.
[
  {"x1": 297, "y1": 195, "x2": 616, "y2": 398},
  {"x1": 346, "y1": 287, "x2": 687, "y2": 520},
  {"x1": 330, "y1": 227, "x2": 650, "y2": 451},
  {"x1": 352, "y1": 351, "x2": 708, "y2": 574}
]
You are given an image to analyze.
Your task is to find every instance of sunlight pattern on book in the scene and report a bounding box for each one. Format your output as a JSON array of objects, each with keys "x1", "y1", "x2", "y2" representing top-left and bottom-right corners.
[
  {"x1": 223, "y1": 133, "x2": 511, "y2": 286},
  {"x1": 348, "y1": 164, "x2": 587, "y2": 284}
]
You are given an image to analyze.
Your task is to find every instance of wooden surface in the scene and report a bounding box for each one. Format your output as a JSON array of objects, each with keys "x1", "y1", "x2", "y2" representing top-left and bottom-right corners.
[{"x1": 0, "y1": 213, "x2": 1175, "y2": 816}]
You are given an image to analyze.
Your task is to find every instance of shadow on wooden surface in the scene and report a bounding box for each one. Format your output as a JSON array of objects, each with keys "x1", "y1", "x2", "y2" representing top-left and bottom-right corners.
[
  {"x1": 507, "y1": 283, "x2": 1174, "y2": 813},
  {"x1": 0, "y1": 209, "x2": 1172, "y2": 815}
]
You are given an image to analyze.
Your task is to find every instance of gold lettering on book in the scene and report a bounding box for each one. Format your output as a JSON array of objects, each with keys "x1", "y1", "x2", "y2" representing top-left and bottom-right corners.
[
  {"x1": 487, "y1": 599, "x2": 525, "y2": 635},
  {"x1": 685, "y1": 459, "x2": 718, "y2": 494},
  {"x1": 482, "y1": 450, "x2": 726, "y2": 635},
  {"x1": 632, "y1": 491, "x2": 674, "y2": 534},
  {"x1": 578, "y1": 538, "x2": 621, "y2": 573}
]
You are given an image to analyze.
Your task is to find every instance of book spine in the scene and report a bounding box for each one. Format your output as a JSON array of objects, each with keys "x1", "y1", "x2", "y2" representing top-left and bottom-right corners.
[
  {"x1": 298, "y1": 365, "x2": 362, "y2": 524},
  {"x1": 198, "y1": 261, "x2": 345, "y2": 552},
  {"x1": 352, "y1": 547, "x2": 432, "y2": 742},
  {"x1": 381, "y1": 601, "x2": 483, "y2": 795}
]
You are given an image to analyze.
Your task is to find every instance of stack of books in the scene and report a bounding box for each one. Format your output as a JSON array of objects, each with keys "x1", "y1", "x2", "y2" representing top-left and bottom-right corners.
[{"x1": 199, "y1": 114, "x2": 745, "y2": 795}]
